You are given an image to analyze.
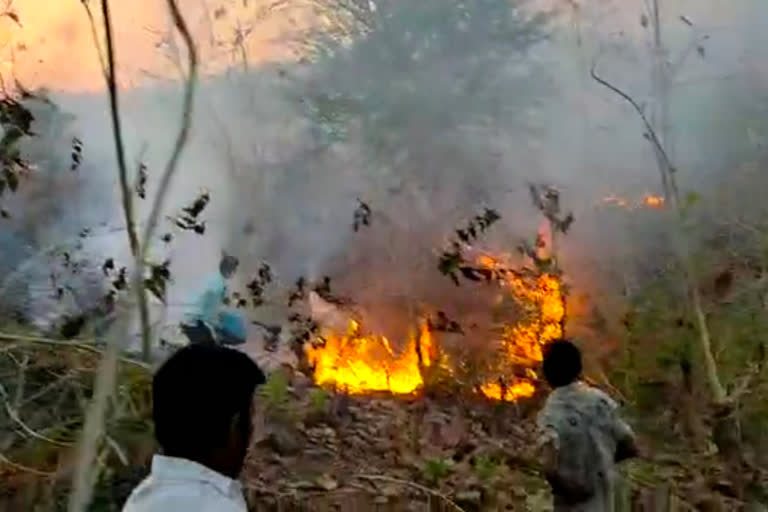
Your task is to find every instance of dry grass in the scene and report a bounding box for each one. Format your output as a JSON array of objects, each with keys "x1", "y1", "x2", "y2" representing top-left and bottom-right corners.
[{"x1": 0, "y1": 328, "x2": 153, "y2": 511}]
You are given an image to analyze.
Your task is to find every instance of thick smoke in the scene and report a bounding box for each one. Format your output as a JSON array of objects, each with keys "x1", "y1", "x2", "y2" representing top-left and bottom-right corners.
[{"x1": 2, "y1": 0, "x2": 766, "y2": 353}]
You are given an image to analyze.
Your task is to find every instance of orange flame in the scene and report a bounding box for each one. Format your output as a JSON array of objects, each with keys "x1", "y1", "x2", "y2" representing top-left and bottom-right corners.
[
  {"x1": 480, "y1": 380, "x2": 536, "y2": 401},
  {"x1": 643, "y1": 195, "x2": 664, "y2": 208},
  {"x1": 478, "y1": 256, "x2": 565, "y2": 399},
  {"x1": 305, "y1": 256, "x2": 565, "y2": 401},
  {"x1": 600, "y1": 193, "x2": 665, "y2": 210},
  {"x1": 306, "y1": 321, "x2": 436, "y2": 395},
  {"x1": 601, "y1": 195, "x2": 629, "y2": 208}
]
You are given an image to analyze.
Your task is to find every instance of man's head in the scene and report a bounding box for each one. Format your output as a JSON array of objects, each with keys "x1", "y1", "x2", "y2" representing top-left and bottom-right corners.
[
  {"x1": 153, "y1": 344, "x2": 265, "y2": 478},
  {"x1": 542, "y1": 339, "x2": 582, "y2": 388},
  {"x1": 219, "y1": 252, "x2": 239, "y2": 279}
]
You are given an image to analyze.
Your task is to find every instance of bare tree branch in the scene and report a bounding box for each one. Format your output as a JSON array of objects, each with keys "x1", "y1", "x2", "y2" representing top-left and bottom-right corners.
[
  {"x1": 93, "y1": 0, "x2": 153, "y2": 364},
  {"x1": 69, "y1": 1, "x2": 197, "y2": 509},
  {"x1": 139, "y1": 0, "x2": 198, "y2": 262},
  {"x1": 0, "y1": 382, "x2": 73, "y2": 447},
  {"x1": 105, "y1": 434, "x2": 129, "y2": 466},
  {"x1": 81, "y1": 0, "x2": 109, "y2": 81},
  {"x1": 18, "y1": 371, "x2": 76, "y2": 408},
  {"x1": 0, "y1": 451, "x2": 54, "y2": 476},
  {"x1": 12, "y1": 352, "x2": 27, "y2": 408},
  {"x1": 136, "y1": 0, "x2": 198, "y2": 358},
  {"x1": 590, "y1": 61, "x2": 675, "y2": 193},
  {"x1": 99, "y1": 0, "x2": 139, "y2": 257},
  {"x1": 67, "y1": 306, "x2": 131, "y2": 512},
  {"x1": 590, "y1": 59, "x2": 727, "y2": 403}
]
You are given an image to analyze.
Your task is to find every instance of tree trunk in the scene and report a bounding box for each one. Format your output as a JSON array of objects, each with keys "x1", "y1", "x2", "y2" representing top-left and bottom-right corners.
[
  {"x1": 679, "y1": 356, "x2": 707, "y2": 451},
  {"x1": 650, "y1": 0, "x2": 727, "y2": 404}
]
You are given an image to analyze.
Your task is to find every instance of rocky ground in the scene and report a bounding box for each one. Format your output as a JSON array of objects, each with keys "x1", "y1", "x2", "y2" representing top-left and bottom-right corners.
[
  {"x1": 240, "y1": 368, "x2": 768, "y2": 512},
  {"x1": 2, "y1": 339, "x2": 763, "y2": 511},
  {"x1": 243, "y1": 370, "x2": 552, "y2": 511}
]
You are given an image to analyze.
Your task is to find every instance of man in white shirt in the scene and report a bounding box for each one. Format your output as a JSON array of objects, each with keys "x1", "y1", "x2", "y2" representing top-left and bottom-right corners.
[{"x1": 122, "y1": 344, "x2": 266, "y2": 511}]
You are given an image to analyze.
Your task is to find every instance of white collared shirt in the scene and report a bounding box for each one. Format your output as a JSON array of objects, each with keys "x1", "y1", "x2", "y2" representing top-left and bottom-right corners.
[{"x1": 122, "y1": 455, "x2": 248, "y2": 512}]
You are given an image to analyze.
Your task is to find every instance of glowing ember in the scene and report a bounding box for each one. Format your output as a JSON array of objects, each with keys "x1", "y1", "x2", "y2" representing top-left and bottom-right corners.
[
  {"x1": 305, "y1": 255, "x2": 566, "y2": 401},
  {"x1": 600, "y1": 195, "x2": 629, "y2": 208},
  {"x1": 643, "y1": 195, "x2": 664, "y2": 208},
  {"x1": 600, "y1": 193, "x2": 665, "y2": 210},
  {"x1": 480, "y1": 380, "x2": 536, "y2": 401}
]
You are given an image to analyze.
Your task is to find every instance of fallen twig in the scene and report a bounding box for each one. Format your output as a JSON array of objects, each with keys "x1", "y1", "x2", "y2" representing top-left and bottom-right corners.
[
  {"x1": 0, "y1": 451, "x2": 55, "y2": 476},
  {"x1": 105, "y1": 435, "x2": 129, "y2": 466},
  {"x1": 353, "y1": 474, "x2": 466, "y2": 512},
  {"x1": 2, "y1": 401, "x2": 73, "y2": 447},
  {"x1": 0, "y1": 381, "x2": 73, "y2": 448},
  {"x1": 18, "y1": 371, "x2": 75, "y2": 408},
  {"x1": 0, "y1": 332, "x2": 150, "y2": 369},
  {"x1": 723, "y1": 361, "x2": 762, "y2": 406},
  {"x1": 12, "y1": 352, "x2": 27, "y2": 408}
]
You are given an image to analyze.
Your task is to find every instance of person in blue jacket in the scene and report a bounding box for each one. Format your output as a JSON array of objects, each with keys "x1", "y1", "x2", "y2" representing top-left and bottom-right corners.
[{"x1": 181, "y1": 253, "x2": 247, "y2": 346}]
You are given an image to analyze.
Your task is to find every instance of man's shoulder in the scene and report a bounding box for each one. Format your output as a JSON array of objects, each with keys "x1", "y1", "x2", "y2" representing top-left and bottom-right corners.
[
  {"x1": 539, "y1": 383, "x2": 618, "y2": 420},
  {"x1": 122, "y1": 479, "x2": 246, "y2": 512},
  {"x1": 203, "y1": 274, "x2": 227, "y2": 293},
  {"x1": 560, "y1": 382, "x2": 617, "y2": 409},
  {"x1": 581, "y1": 384, "x2": 617, "y2": 405}
]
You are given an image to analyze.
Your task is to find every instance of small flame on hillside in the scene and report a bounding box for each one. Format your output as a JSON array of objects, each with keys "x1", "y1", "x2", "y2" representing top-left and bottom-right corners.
[
  {"x1": 600, "y1": 193, "x2": 665, "y2": 210},
  {"x1": 305, "y1": 255, "x2": 565, "y2": 401},
  {"x1": 643, "y1": 195, "x2": 665, "y2": 208}
]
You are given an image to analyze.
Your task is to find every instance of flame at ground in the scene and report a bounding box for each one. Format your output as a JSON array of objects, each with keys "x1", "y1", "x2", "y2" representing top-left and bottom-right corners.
[
  {"x1": 601, "y1": 193, "x2": 665, "y2": 210},
  {"x1": 480, "y1": 380, "x2": 537, "y2": 401},
  {"x1": 306, "y1": 260, "x2": 565, "y2": 401},
  {"x1": 477, "y1": 256, "x2": 565, "y2": 400},
  {"x1": 306, "y1": 321, "x2": 437, "y2": 395},
  {"x1": 643, "y1": 195, "x2": 664, "y2": 208}
]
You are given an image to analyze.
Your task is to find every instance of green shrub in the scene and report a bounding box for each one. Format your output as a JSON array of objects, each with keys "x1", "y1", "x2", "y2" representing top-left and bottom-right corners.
[
  {"x1": 422, "y1": 457, "x2": 454, "y2": 484},
  {"x1": 259, "y1": 370, "x2": 291, "y2": 415},
  {"x1": 308, "y1": 387, "x2": 330, "y2": 414},
  {"x1": 473, "y1": 454, "x2": 501, "y2": 482}
]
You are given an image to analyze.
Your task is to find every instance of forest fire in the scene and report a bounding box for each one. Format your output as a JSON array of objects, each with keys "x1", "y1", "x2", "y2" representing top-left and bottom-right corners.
[{"x1": 305, "y1": 256, "x2": 565, "y2": 401}]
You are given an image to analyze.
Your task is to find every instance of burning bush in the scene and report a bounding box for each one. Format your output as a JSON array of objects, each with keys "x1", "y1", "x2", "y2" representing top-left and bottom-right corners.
[{"x1": 303, "y1": 254, "x2": 565, "y2": 401}]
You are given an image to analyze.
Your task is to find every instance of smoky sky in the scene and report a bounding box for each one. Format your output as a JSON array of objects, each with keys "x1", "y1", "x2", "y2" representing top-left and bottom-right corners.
[{"x1": 4, "y1": 0, "x2": 767, "y2": 345}]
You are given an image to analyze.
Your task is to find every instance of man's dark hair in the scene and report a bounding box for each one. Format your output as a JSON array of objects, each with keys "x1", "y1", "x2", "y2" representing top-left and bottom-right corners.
[
  {"x1": 219, "y1": 253, "x2": 239, "y2": 277},
  {"x1": 542, "y1": 339, "x2": 582, "y2": 388},
  {"x1": 153, "y1": 344, "x2": 265, "y2": 460}
]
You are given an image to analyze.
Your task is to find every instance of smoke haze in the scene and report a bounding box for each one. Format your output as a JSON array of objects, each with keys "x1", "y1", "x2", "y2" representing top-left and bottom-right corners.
[{"x1": 2, "y1": 0, "x2": 767, "y2": 352}]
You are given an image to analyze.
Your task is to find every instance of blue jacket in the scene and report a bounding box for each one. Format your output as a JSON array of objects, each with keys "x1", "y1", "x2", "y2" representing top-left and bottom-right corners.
[{"x1": 186, "y1": 273, "x2": 246, "y2": 342}]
